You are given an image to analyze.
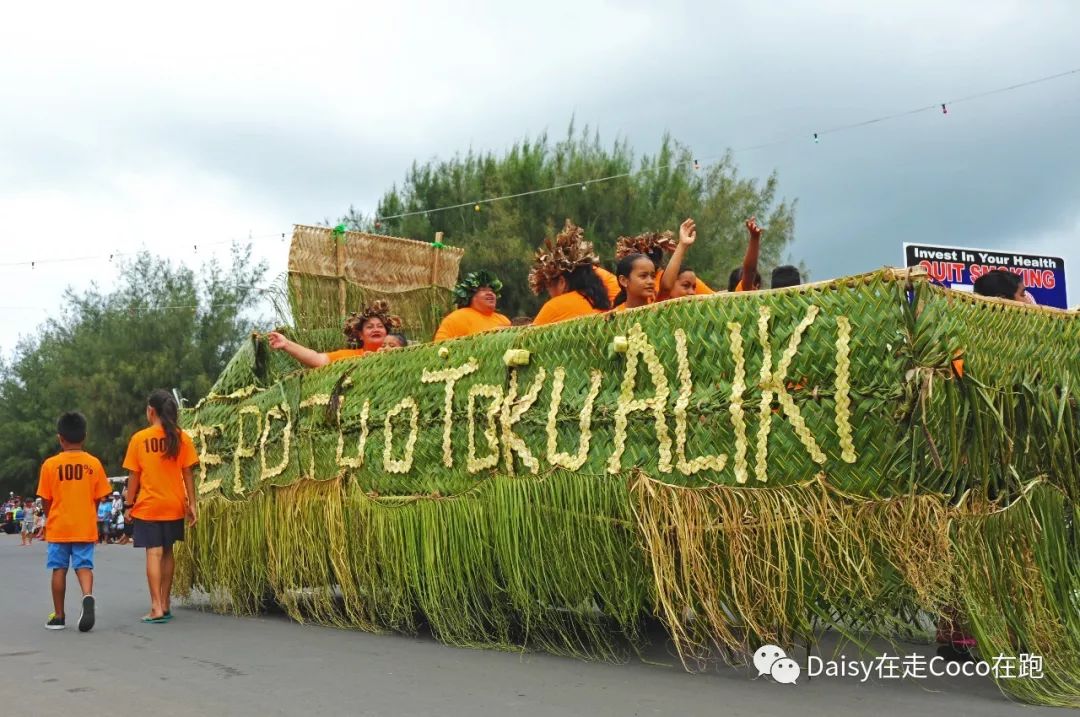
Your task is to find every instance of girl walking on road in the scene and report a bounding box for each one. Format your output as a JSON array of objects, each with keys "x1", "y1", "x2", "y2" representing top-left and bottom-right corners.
[{"x1": 122, "y1": 390, "x2": 199, "y2": 624}]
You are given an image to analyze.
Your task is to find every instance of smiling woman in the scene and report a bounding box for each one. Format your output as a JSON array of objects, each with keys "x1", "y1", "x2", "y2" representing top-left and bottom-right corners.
[
  {"x1": 267, "y1": 300, "x2": 402, "y2": 367},
  {"x1": 433, "y1": 270, "x2": 511, "y2": 342}
]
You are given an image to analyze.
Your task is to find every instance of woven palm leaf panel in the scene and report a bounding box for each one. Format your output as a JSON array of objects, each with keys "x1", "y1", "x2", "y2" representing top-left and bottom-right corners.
[{"x1": 286, "y1": 224, "x2": 464, "y2": 341}]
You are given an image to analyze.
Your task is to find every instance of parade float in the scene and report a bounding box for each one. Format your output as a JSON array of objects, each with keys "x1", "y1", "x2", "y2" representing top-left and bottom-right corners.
[{"x1": 175, "y1": 225, "x2": 1079, "y2": 707}]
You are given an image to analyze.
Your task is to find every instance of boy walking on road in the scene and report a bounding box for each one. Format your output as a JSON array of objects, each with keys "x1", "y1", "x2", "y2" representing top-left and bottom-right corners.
[{"x1": 36, "y1": 411, "x2": 111, "y2": 631}]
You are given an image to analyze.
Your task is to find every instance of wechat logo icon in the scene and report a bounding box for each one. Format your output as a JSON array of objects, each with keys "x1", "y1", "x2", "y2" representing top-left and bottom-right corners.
[{"x1": 753, "y1": 644, "x2": 801, "y2": 685}]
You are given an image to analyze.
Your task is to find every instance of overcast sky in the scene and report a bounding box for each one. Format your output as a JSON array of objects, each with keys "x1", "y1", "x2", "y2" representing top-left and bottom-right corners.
[{"x1": 2, "y1": 0, "x2": 1078, "y2": 354}]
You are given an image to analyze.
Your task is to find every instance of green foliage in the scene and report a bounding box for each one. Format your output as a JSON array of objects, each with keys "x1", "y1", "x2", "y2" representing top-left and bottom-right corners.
[
  {"x1": 0, "y1": 245, "x2": 267, "y2": 495},
  {"x1": 340, "y1": 122, "x2": 798, "y2": 317}
]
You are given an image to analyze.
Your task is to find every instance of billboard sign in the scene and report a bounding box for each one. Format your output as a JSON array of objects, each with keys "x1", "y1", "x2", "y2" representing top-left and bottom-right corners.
[{"x1": 902, "y1": 242, "x2": 1067, "y2": 309}]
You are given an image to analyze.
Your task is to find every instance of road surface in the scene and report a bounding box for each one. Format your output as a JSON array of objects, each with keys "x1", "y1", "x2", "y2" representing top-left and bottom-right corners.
[{"x1": 0, "y1": 538, "x2": 1058, "y2": 715}]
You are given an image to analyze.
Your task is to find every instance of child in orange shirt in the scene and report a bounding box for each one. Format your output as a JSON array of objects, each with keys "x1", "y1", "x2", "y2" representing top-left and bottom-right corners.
[
  {"x1": 36, "y1": 411, "x2": 111, "y2": 631},
  {"x1": 727, "y1": 216, "x2": 764, "y2": 291},
  {"x1": 530, "y1": 220, "x2": 612, "y2": 325},
  {"x1": 615, "y1": 222, "x2": 713, "y2": 299},
  {"x1": 122, "y1": 390, "x2": 199, "y2": 624},
  {"x1": 612, "y1": 253, "x2": 657, "y2": 310},
  {"x1": 658, "y1": 218, "x2": 708, "y2": 300}
]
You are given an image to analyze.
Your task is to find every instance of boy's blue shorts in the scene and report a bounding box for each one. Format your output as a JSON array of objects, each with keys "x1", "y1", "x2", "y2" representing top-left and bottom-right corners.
[{"x1": 46, "y1": 542, "x2": 94, "y2": 571}]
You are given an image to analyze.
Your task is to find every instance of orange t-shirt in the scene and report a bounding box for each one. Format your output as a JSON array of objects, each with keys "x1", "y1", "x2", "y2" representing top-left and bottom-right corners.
[
  {"x1": 533, "y1": 292, "x2": 604, "y2": 326},
  {"x1": 123, "y1": 426, "x2": 199, "y2": 521},
  {"x1": 734, "y1": 278, "x2": 755, "y2": 292},
  {"x1": 36, "y1": 450, "x2": 111, "y2": 543},
  {"x1": 434, "y1": 307, "x2": 511, "y2": 342},
  {"x1": 325, "y1": 348, "x2": 367, "y2": 363},
  {"x1": 594, "y1": 266, "x2": 620, "y2": 304}
]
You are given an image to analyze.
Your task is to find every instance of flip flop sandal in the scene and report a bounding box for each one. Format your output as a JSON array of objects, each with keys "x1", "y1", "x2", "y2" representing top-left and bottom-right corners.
[{"x1": 141, "y1": 615, "x2": 169, "y2": 624}]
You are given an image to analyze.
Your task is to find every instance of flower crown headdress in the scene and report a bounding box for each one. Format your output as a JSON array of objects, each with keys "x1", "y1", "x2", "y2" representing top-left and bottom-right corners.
[
  {"x1": 453, "y1": 270, "x2": 504, "y2": 308},
  {"x1": 343, "y1": 300, "x2": 402, "y2": 346},
  {"x1": 614, "y1": 230, "x2": 676, "y2": 261}
]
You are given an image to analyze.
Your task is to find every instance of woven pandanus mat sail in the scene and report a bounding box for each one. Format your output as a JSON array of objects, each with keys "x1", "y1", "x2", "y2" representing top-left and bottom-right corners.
[
  {"x1": 286, "y1": 224, "x2": 465, "y2": 339},
  {"x1": 179, "y1": 268, "x2": 1080, "y2": 707}
]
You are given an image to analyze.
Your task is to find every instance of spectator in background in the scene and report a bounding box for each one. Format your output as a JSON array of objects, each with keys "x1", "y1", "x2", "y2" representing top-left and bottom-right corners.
[
  {"x1": 21, "y1": 501, "x2": 36, "y2": 546},
  {"x1": 35, "y1": 505, "x2": 46, "y2": 541},
  {"x1": 15, "y1": 502, "x2": 27, "y2": 543},
  {"x1": 97, "y1": 496, "x2": 112, "y2": 544}
]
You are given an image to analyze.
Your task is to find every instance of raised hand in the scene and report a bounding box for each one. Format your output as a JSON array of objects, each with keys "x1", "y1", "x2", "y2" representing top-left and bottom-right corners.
[
  {"x1": 679, "y1": 218, "x2": 697, "y2": 246},
  {"x1": 745, "y1": 216, "x2": 763, "y2": 241}
]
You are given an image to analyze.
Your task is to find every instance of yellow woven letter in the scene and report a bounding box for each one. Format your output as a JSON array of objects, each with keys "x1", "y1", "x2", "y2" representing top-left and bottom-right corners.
[
  {"x1": 383, "y1": 397, "x2": 420, "y2": 474},
  {"x1": 336, "y1": 399, "x2": 369, "y2": 470},
  {"x1": 673, "y1": 330, "x2": 727, "y2": 475},
  {"x1": 261, "y1": 403, "x2": 292, "y2": 481},
  {"x1": 500, "y1": 368, "x2": 547, "y2": 474},
  {"x1": 233, "y1": 405, "x2": 262, "y2": 494},
  {"x1": 607, "y1": 323, "x2": 673, "y2": 474},
  {"x1": 467, "y1": 384, "x2": 503, "y2": 473},
  {"x1": 754, "y1": 305, "x2": 825, "y2": 483},
  {"x1": 546, "y1": 367, "x2": 603, "y2": 471},
  {"x1": 421, "y1": 359, "x2": 479, "y2": 469}
]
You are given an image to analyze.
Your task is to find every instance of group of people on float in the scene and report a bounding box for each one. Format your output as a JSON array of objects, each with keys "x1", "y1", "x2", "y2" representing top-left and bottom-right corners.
[
  {"x1": 262, "y1": 217, "x2": 1045, "y2": 665},
  {"x1": 267, "y1": 216, "x2": 805, "y2": 367},
  {"x1": 267, "y1": 215, "x2": 1042, "y2": 368}
]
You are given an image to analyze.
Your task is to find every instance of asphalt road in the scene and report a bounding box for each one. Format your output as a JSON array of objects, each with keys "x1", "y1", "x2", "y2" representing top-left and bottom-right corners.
[{"x1": 0, "y1": 537, "x2": 1061, "y2": 716}]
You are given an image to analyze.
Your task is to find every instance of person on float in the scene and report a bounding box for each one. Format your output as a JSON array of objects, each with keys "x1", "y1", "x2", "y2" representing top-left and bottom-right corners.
[
  {"x1": 611, "y1": 253, "x2": 657, "y2": 311},
  {"x1": 727, "y1": 216, "x2": 764, "y2": 291},
  {"x1": 973, "y1": 269, "x2": 1037, "y2": 304},
  {"x1": 656, "y1": 218, "x2": 715, "y2": 300},
  {"x1": 529, "y1": 220, "x2": 612, "y2": 326},
  {"x1": 616, "y1": 220, "x2": 712, "y2": 301},
  {"x1": 266, "y1": 300, "x2": 401, "y2": 368},
  {"x1": 433, "y1": 270, "x2": 512, "y2": 341}
]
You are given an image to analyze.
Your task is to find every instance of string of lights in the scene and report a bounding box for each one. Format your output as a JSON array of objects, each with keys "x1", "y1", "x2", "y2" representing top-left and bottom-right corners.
[{"x1": 372, "y1": 66, "x2": 1080, "y2": 223}]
